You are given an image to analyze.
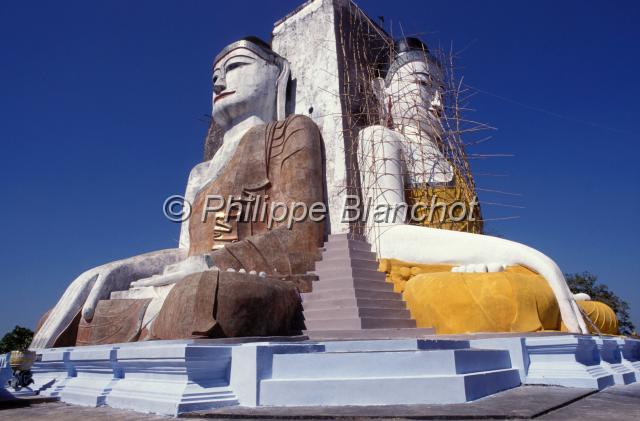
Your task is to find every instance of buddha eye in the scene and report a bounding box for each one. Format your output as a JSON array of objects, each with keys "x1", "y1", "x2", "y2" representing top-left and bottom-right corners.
[{"x1": 225, "y1": 61, "x2": 248, "y2": 73}]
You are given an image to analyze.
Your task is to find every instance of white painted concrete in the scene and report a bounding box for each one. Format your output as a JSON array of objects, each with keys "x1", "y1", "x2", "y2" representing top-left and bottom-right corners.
[
  {"x1": 595, "y1": 337, "x2": 637, "y2": 384},
  {"x1": 26, "y1": 334, "x2": 640, "y2": 415},
  {"x1": 617, "y1": 337, "x2": 640, "y2": 373},
  {"x1": 106, "y1": 342, "x2": 237, "y2": 416},
  {"x1": 59, "y1": 346, "x2": 119, "y2": 407},
  {"x1": 525, "y1": 335, "x2": 615, "y2": 389},
  {"x1": 272, "y1": 0, "x2": 353, "y2": 235}
]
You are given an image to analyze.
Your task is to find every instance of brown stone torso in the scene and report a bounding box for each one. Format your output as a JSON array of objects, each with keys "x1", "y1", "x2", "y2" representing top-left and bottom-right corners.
[{"x1": 188, "y1": 114, "x2": 325, "y2": 276}]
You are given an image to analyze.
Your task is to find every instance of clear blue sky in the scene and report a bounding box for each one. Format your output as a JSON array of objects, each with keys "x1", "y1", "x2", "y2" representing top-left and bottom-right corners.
[{"x1": 1, "y1": 0, "x2": 638, "y2": 334}]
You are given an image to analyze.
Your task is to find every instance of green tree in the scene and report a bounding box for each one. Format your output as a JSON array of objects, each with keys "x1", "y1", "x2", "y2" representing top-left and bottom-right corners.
[
  {"x1": 565, "y1": 272, "x2": 635, "y2": 335},
  {"x1": 0, "y1": 326, "x2": 34, "y2": 354}
]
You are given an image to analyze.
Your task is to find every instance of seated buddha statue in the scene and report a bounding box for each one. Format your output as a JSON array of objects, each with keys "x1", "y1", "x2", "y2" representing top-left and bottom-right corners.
[
  {"x1": 31, "y1": 37, "x2": 325, "y2": 349},
  {"x1": 358, "y1": 37, "x2": 589, "y2": 334}
]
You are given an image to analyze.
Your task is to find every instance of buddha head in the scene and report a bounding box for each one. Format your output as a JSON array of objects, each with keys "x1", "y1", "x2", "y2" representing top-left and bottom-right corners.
[
  {"x1": 375, "y1": 37, "x2": 444, "y2": 133},
  {"x1": 211, "y1": 36, "x2": 290, "y2": 130}
]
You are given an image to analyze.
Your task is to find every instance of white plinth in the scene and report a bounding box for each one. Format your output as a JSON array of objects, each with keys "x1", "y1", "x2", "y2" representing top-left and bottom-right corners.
[
  {"x1": 616, "y1": 337, "x2": 640, "y2": 375},
  {"x1": 106, "y1": 342, "x2": 238, "y2": 416},
  {"x1": 30, "y1": 348, "x2": 72, "y2": 397},
  {"x1": 525, "y1": 336, "x2": 614, "y2": 389},
  {"x1": 59, "y1": 346, "x2": 118, "y2": 406},
  {"x1": 26, "y1": 334, "x2": 639, "y2": 416},
  {"x1": 595, "y1": 337, "x2": 637, "y2": 385}
]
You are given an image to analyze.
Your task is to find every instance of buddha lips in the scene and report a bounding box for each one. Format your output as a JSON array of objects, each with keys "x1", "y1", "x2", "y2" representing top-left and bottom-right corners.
[{"x1": 199, "y1": 194, "x2": 327, "y2": 230}]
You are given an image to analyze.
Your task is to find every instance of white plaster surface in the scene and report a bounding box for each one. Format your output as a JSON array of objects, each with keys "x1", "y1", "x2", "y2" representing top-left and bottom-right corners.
[
  {"x1": 595, "y1": 337, "x2": 637, "y2": 384},
  {"x1": 525, "y1": 335, "x2": 615, "y2": 389},
  {"x1": 59, "y1": 346, "x2": 118, "y2": 407},
  {"x1": 617, "y1": 337, "x2": 640, "y2": 373},
  {"x1": 106, "y1": 343, "x2": 237, "y2": 416},
  {"x1": 471, "y1": 337, "x2": 529, "y2": 382},
  {"x1": 30, "y1": 348, "x2": 72, "y2": 397},
  {"x1": 26, "y1": 335, "x2": 640, "y2": 415},
  {"x1": 258, "y1": 344, "x2": 520, "y2": 406},
  {"x1": 272, "y1": 0, "x2": 349, "y2": 234}
]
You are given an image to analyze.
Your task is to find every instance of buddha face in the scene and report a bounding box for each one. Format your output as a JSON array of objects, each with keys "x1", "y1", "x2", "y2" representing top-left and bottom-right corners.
[
  {"x1": 212, "y1": 48, "x2": 280, "y2": 128},
  {"x1": 384, "y1": 58, "x2": 444, "y2": 131}
]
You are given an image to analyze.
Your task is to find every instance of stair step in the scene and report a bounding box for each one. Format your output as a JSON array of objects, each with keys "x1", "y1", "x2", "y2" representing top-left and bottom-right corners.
[
  {"x1": 315, "y1": 258, "x2": 379, "y2": 272},
  {"x1": 328, "y1": 233, "x2": 368, "y2": 241},
  {"x1": 302, "y1": 297, "x2": 407, "y2": 311},
  {"x1": 178, "y1": 397, "x2": 239, "y2": 412},
  {"x1": 304, "y1": 317, "x2": 416, "y2": 331},
  {"x1": 301, "y1": 288, "x2": 402, "y2": 301},
  {"x1": 303, "y1": 307, "x2": 411, "y2": 320},
  {"x1": 323, "y1": 239, "x2": 371, "y2": 253},
  {"x1": 304, "y1": 328, "x2": 436, "y2": 340},
  {"x1": 270, "y1": 349, "x2": 512, "y2": 379},
  {"x1": 319, "y1": 338, "x2": 468, "y2": 352},
  {"x1": 312, "y1": 278, "x2": 393, "y2": 292},
  {"x1": 259, "y1": 368, "x2": 521, "y2": 406},
  {"x1": 314, "y1": 268, "x2": 387, "y2": 282},
  {"x1": 321, "y1": 249, "x2": 377, "y2": 262}
]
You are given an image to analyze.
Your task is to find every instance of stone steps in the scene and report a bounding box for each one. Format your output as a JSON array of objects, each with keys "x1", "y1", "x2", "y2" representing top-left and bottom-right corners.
[
  {"x1": 322, "y1": 249, "x2": 377, "y2": 262},
  {"x1": 304, "y1": 317, "x2": 416, "y2": 330},
  {"x1": 315, "y1": 258, "x2": 379, "y2": 272},
  {"x1": 176, "y1": 387, "x2": 239, "y2": 413},
  {"x1": 303, "y1": 306, "x2": 411, "y2": 320},
  {"x1": 270, "y1": 349, "x2": 512, "y2": 378},
  {"x1": 260, "y1": 368, "x2": 521, "y2": 406},
  {"x1": 303, "y1": 328, "x2": 435, "y2": 340},
  {"x1": 302, "y1": 297, "x2": 407, "y2": 311},
  {"x1": 302, "y1": 288, "x2": 401, "y2": 302},
  {"x1": 310, "y1": 277, "x2": 394, "y2": 292},
  {"x1": 303, "y1": 234, "x2": 418, "y2": 333},
  {"x1": 314, "y1": 268, "x2": 387, "y2": 282}
]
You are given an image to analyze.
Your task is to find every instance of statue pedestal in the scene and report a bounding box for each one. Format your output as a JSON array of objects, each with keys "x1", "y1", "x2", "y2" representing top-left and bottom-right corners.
[
  {"x1": 525, "y1": 335, "x2": 615, "y2": 389},
  {"x1": 30, "y1": 348, "x2": 70, "y2": 397},
  {"x1": 595, "y1": 337, "x2": 637, "y2": 384},
  {"x1": 26, "y1": 335, "x2": 640, "y2": 416},
  {"x1": 617, "y1": 337, "x2": 640, "y2": 374},
  {"x1": 105, "y1": 342, "x2": 238, "y2": 415},
  {"x1": 58, "y1": 347, "x2": 118, "y2": 406}
]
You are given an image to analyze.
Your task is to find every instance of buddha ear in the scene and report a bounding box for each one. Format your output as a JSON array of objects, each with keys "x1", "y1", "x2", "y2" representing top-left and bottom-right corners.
[
  {"x1": 275, "y1": 59, "x2": 291, "y2": 120},
  {"x1": 371, "y1": 77, "x2": 385, "y2": 101},
  {"x1": 371, "y1": 77, "x2": 388, "y2": 123}
]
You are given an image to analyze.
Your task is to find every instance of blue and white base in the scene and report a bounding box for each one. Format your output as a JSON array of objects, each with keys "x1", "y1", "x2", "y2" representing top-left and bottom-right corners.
[{"x1": 3, "y1": 334, "x2": 638, "y2": 416}]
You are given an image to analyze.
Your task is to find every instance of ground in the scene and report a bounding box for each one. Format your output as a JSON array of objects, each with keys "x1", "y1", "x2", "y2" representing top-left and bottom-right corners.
[{"x1": 1, "y1": 383, "x2": 639, "y2": 420}]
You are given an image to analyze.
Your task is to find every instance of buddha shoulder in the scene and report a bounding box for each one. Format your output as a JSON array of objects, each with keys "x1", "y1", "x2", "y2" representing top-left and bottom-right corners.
[
  {"x1": 358, "y1": 124, "x2": 403, "y2": 142},
  {"x1": 270, "y1": 114, "x2": 322, "y2": 151}
]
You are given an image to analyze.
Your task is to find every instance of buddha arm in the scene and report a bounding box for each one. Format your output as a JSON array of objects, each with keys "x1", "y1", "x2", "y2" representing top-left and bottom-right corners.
[
  {"x1": 179, "y1": 161, "x2": 210, "y2": 249},
  {"x1": 30, "y1": 248, "x2": 187, "y2": 349},
  {"x1": 376, "y1": 225, "x2": 589, "y2": 334}
]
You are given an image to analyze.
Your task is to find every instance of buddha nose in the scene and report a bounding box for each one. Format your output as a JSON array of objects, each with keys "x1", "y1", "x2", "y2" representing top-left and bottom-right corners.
[
  {"x1": 213, "y1": 76, "x2": 226, "y2": 95},
  {"x1": 431, "y1": 89, "x2": 444, "y2": 115}
]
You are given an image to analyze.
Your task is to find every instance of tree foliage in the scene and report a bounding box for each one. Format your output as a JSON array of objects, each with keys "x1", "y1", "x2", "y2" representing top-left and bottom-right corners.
[
  {"x1": 0, "y1": 325, "x2": 34, "y2": 354},
  {"x1": 566, "y1": 272, "x2": 635, "y2": 335}
]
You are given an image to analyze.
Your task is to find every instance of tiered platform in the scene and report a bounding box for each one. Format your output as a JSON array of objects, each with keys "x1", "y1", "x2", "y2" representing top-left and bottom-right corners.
[{"x1": 2, "y1": 333, "x2": 638, "y2": 417}]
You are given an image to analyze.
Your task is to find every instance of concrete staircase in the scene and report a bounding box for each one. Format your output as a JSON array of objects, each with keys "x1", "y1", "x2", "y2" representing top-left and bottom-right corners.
[
  {"x1": 302, "y1": 233, "x2": 434, "y2": 339},
  {"x1": 259, "y1": 340, "x2": 521, "y2": 405}
]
